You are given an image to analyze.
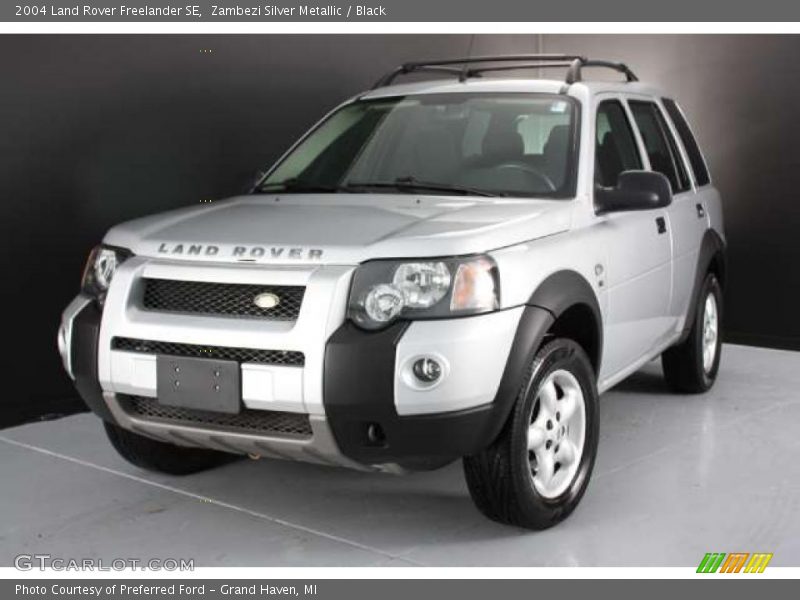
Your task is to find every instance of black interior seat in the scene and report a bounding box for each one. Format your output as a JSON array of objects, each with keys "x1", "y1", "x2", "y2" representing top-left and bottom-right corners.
[
  {"x1": 475, "y1": 114, "x2": 525, "y2": 167},
  {"x1": 543, "y1": 125, "x2": 570, "y2": 187},
  {"x1": 597, "y1": 131, "x2": 625, "y2": 187}
]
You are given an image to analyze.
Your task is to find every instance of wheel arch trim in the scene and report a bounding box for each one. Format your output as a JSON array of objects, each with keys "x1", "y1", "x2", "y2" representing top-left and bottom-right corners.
[
  {"x1": 679, "y1": 229, "x2": 726, "y2": 343},
  {"x1": 526, "y1": 270, "x2": 603, "y2": 373},
  {"x1": 481, "y1": 270, "x2": 602, "y2": 449}
]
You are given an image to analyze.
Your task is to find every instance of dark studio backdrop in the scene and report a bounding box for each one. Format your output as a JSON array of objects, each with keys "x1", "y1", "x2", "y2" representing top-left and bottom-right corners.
[{"x1": 1, "y1": 34, "x2": 798, "y2": 428}]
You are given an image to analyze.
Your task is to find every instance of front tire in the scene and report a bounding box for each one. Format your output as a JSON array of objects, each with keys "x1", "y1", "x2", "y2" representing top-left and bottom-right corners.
[
  {"x1": 104, "y1": 422, "x2": 239, "y2": 475},
  {"x1": 662, "y1": 273, "x2": 723, "y2": 393},
  {"x1": 463, "y1": 338, "x2": 599, "y2": 530}
]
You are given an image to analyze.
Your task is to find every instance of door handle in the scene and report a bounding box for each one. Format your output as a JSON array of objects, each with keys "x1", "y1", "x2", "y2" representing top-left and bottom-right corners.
[
  {"x1": 696, "y1": 203, "x2": 706, "y2": 218},
  {"x1": 656, "y1": 217, "x2": 667, "y2": 234}
]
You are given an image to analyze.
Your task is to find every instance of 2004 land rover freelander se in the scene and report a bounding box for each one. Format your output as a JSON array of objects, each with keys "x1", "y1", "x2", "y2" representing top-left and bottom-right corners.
[{"x1": 59, "y1": 55, "x2": 726, "y2": 529}]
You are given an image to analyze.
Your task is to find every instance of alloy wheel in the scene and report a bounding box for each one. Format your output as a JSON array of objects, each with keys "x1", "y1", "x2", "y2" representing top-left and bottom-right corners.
[{"x1": 527, "y1": 369, "x2": 586, "y2": 499}]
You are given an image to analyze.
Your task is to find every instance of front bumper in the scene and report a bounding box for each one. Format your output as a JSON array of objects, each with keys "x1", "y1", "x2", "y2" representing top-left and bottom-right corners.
[
  {"x1": 58, "y1": 258, "x2": 528, "y2": 470},
  {"x1": 323, "y1": 313, "x2": 522, "y2": 467}
]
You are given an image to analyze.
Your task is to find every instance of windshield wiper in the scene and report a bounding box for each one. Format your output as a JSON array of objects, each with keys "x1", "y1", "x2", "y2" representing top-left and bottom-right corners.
[
  {"x1": 347, "y1": 176, "x2": 500, "y2": 198},
  {"x1": 257, "y1": 176, "x2": 499, "y2": 197},
  {"x1": 255, "y1": 178, "x2": 360, "y2": 194}
]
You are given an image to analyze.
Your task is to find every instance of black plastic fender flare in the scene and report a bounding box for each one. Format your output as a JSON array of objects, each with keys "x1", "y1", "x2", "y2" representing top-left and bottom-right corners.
[
  {"x1": 527, "y1": 270, "x2": 603, "y2": 370},
  {"x1": 678, "y1": 229, "x2": 727, "y2": 344},
  {"x1": 478, "y1": 271, "x2": 603, "y2": 448}
]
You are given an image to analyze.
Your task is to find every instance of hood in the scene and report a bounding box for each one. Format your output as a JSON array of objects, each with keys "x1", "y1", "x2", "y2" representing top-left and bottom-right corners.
[{"x1": 104, "y1": 194, "x2": 574, "y2": 265}]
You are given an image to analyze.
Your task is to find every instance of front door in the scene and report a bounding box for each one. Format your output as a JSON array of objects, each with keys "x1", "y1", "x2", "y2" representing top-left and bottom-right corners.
[{"x1": 594, "y1": 97, "x2": 674, "y2": 381}]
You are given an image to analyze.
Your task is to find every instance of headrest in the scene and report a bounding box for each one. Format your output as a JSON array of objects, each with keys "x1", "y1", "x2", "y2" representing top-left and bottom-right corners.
[
  {"x1": 544, "y1": 125, "x2": 570, "y2": 160},
  {"x1": 482, "y1": 117, "x2": 524, "y2": 161}
]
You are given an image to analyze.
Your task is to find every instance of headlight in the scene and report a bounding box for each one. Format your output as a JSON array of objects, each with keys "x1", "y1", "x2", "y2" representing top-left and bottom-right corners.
[
  {"x1": 81, "y1": 244, "x2": 132, "y2": 305},
  {"x1": 348, "y1": 255, "x2": 499, "y2": 330},
  {"x1": 393, "y1": 262, "x2": 451, "y2": 309}
]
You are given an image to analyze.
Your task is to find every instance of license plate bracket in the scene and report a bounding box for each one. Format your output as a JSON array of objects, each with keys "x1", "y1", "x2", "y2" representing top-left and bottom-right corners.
[{"x1": 156, "y1": 355, "x2": 241, "y2": 414}]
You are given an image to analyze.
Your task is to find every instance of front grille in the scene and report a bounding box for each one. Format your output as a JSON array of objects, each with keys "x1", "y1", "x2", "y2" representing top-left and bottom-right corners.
[
  {"x1": 112, "y1": 337, "x2": 305, "y2": 367},
  {"x1": 142, "y1": 278, "x2": 305, "y2": 320},
  {"x1": 119, "y1": 395, "x2": 312, "y2": 438}
]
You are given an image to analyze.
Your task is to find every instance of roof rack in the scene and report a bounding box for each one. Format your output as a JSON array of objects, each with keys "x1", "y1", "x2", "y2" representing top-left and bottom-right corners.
[
  {"x1": 371, "y1": 55, "x2": 639, "y2": 89},
  {"x1": 566, "y1": 59, "x2": 638, "y2": 84}
]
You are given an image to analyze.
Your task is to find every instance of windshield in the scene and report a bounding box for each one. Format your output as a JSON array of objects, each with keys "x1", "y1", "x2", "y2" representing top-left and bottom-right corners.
[{"x1": 258, "y1": 93, "x2": 579, "y2": 198}]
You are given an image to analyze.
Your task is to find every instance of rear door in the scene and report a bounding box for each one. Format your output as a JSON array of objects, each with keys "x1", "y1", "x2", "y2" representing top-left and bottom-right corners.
[
  {"x1": 629, "y1": 99, "x2": 705, "y2": 327},
  {"x1": 661, "y1": 98, "x2": 714, "y2": 323},
  {"x1": 594, "y1": 96, "x2": 673, "y2": 379}
]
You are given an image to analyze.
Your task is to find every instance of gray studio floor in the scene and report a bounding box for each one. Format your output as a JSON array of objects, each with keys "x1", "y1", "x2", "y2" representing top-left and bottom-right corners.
[{"x1": 1, "y1": 344, "x2": 798, "y2": 567}]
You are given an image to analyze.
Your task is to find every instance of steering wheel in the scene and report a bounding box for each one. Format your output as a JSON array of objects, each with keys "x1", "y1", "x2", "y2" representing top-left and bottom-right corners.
[{"x1": 494, "y1": 162, "x2": 557, "y2": 193}]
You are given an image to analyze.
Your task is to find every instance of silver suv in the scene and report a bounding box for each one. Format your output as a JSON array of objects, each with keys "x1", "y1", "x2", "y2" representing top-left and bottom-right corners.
[{"x1": 59, "y1": 55, "x2": 725, "y2": 529}]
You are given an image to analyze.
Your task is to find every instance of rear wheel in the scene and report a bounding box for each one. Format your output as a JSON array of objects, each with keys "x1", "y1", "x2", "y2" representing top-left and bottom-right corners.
[
  {"x1": 463, "y1": 338, "x2": 599, "y2": 530},
  {"x1": 662, "y1": 273, "x2": 723, "y2": 393},
  {"x1": 104, "y1": 421, "x2": 238, "y2": 475}
]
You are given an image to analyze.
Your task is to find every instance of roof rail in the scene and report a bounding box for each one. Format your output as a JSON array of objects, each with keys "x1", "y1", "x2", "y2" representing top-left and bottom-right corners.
[
  {"x1": 371, "y1": 55, "x2": 638, "y2": 89},
  {"x1": 565, "y1": 59, "x2": 638, "y2": 84}
]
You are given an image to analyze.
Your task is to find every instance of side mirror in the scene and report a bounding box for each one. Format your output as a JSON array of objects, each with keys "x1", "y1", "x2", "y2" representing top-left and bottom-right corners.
[{"x1": 595, "y1": 170, "x2": 673, "y2": 215}]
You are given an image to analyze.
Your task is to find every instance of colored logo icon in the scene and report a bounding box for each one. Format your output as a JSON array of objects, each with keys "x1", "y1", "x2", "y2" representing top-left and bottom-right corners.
[{"x1": 697, "y1": 552, "x2": 773, "y2": 573}]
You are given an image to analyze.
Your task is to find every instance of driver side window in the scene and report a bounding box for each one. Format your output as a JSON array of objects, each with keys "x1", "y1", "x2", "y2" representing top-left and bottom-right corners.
[{"x1": 595, "y1": 100, "x2": 642, "y2": 188}]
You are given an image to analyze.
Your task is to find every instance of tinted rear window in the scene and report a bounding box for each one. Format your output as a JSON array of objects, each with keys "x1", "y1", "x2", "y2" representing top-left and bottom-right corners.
[{"x1": 662, "y1": 98, "x2": 711, "y2": 186}]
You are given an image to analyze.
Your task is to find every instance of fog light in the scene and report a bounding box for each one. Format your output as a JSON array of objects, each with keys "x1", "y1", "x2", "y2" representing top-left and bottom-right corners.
[
  {"x1": 412, "y1": 357, "x2": 442, "y2": 383},
  {"x1": 366, "y1": 423, "x2": 386, "y2": 446}
]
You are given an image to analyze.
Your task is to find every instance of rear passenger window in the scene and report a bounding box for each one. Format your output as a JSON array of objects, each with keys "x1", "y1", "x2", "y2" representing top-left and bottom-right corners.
[
  {"x1": 595, "y1": 100, "x2": 642, "y2": 188},
  {"x1": 629, "y1": 101, "x2": 691, "y2": 193},
  {"x1": 662, "y1": 98, "x2": 710, "y2": 186}
]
